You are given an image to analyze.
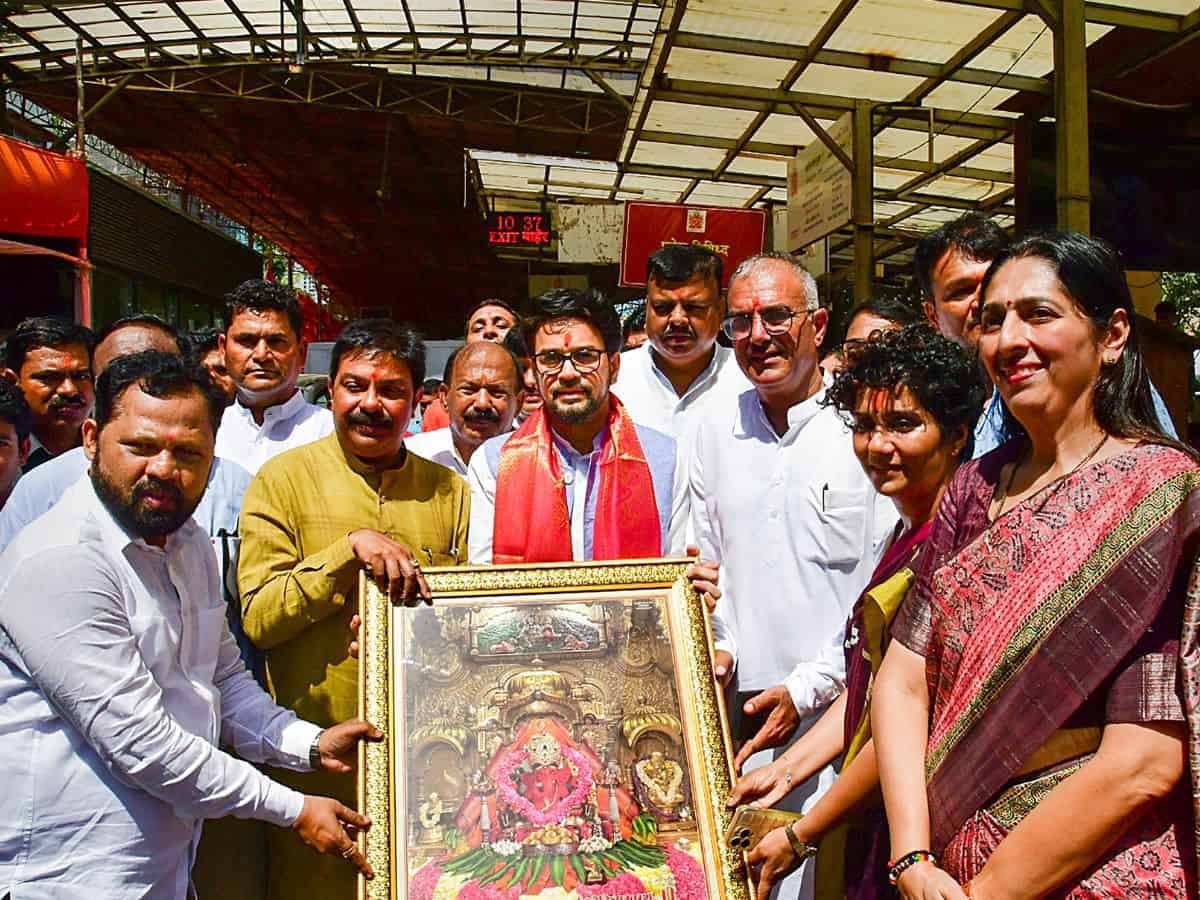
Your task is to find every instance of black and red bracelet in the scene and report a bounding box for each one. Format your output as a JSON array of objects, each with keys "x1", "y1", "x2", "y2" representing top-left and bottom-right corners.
[{"x1": 887, "y1": 850, "x2": 937, "y2": 886}]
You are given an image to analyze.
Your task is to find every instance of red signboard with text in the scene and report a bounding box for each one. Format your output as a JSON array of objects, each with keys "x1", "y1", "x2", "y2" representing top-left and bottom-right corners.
[{"x1": 619, "y1": 201, "x2": 766, "y2": 288}]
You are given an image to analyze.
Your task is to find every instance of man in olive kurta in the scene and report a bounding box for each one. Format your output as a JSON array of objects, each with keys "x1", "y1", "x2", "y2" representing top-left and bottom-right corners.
[{"x1": 239, "y1": 320, "x2": 469, "y2": 899}]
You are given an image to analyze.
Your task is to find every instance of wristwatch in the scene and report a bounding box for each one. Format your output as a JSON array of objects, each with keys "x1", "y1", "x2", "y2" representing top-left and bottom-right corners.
[
  {"x1": 784, "y1": 822, "x2": 818, "y2": 862},
  {"x1": 309, "y1": 729, "x2": 325, "y2": 770}
]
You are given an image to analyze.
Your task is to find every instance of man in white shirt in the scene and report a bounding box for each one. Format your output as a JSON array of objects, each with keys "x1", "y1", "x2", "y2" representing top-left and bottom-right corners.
[
  {"x1": 215, "y1": 279, "x2": 332, "y2": 474},
  {"x1": 465, "y1": 297, "x2": 519, "y2": 344},
  {"x1": 613, "y1": 245, "x2": 750, "y2": 454},
  {"x1": 406, "y1": 341, "x2": 524, "y2": 476},
  {"x1": 0, "y1": 351, "x2": 380, "y2": 899},
  {"x1": 468, "y1": 288, "x2": 688, "y2": 564},
  {"x1": 690, "y1": 253, "x2": 897, "y2": 900}
]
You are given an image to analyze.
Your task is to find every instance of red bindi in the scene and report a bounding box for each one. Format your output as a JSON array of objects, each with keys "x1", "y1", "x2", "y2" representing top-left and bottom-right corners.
[{"x1": 562, "y1": 332, "x2": 572, "y2": 349}]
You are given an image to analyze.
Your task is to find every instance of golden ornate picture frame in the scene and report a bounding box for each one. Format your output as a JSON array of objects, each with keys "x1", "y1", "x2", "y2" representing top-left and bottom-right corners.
[{"x1": 358, "y1": 559, "x2": 749, "y2": 900}]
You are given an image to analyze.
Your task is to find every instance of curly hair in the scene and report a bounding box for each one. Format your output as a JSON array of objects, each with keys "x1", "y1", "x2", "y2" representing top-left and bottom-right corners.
[{"x1": 825, "y1": 324, "x2": 987, "y2": 460}]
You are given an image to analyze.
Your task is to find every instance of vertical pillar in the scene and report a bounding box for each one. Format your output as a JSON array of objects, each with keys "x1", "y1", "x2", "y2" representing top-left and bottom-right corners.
[
  {"x1": 1054, "y1": 0, "x2": 1090, "y2": 232},
  {"x1": 851, "y1": 100, "x2": 874, "y2": 305}
]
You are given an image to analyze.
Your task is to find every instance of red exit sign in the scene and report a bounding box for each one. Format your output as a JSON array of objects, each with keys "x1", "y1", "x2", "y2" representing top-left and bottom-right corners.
[{"x1": 488, "y1": 212, "x2": 551, "y2": 246}]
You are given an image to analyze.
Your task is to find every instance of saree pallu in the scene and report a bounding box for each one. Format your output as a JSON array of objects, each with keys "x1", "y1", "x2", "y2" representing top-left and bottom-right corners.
[{"x1": 894, "y1": 442, "x2": 1200, "y2": 892}]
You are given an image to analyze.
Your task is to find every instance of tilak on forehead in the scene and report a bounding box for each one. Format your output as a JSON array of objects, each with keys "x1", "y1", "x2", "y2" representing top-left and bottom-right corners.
[{"x1": 563, "y1": 331, "x2": 572, "y2": 349}]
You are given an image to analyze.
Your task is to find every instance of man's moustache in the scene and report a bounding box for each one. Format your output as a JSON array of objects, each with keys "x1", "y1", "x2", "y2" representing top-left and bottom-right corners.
[
  {"x1": 665, "y1": 326, "x2": 695, "y2": 339},
  {"x1": 349, "y1": 411, "x2": 392, "y2": 426},
  {"x1": 49, "y1": 396, "x2": 86, "y2": 410},
  {"x1": 463, "y1": 408, "x2": 501, "y2": 424},
  {"x1": 133, "y1": 477, "x2": 183, "y2": 504}
]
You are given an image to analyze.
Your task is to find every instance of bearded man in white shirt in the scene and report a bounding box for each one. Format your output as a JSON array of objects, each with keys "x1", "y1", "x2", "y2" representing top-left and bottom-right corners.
[
  {"x1": 613, "y1": 244, "x2": 749, "y2": 455},
  {"x1": 215, "y1": 279, "x2": 333, "y2": 474},
  {"x1": 0, "y1": 351, "x2": 379, "y2": 899},
  {"x1": 690, "y1": 252, "x2": 898, "y2": 900}
]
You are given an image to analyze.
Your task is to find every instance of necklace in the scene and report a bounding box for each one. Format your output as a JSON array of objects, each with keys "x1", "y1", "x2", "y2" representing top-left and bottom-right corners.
[{"x1": 991, "y1": 432, "x2": 1110, "y2": 521}]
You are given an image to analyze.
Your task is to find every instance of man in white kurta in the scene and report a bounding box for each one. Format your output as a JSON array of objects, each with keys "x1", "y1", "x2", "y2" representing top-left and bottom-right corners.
[
  {"x1": 690, "y1": 254, "x2": 897, "y2": 900},
  {"x1": 613, "y1": 245, "x2": 750, "y2": 458}
]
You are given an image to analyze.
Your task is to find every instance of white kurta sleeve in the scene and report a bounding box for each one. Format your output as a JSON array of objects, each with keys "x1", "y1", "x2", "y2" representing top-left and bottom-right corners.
[
  {"x1": 781, "y1": 618, "x2": 846, "y2": 719},
  {"x1": 688, "y1": 427, "x2": 737, "y2": 662},
  {"x1": 664, "y1": 444, "x2": 690, "y2": 557},
  {"x1": 1, "y1": 547, "x2": 306, "y2": 827}
]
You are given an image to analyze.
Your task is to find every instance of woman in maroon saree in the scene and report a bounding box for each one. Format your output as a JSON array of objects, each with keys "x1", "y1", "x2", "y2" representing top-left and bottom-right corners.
[
  {"x1": 728, "y1": 324, "x2": 985, "y2": 900},
  {"x1": 874, "y1": 231, "x2": 1200, "y2": 898}
]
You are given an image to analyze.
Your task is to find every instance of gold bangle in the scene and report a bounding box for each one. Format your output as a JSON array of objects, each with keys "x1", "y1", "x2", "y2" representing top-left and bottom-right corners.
[{"x1": 783, "y1": 822, "x2": 818, "y2": 862}]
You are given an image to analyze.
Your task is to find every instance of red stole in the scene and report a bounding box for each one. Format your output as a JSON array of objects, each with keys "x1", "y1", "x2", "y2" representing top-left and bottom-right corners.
[{"x1": 492, "y1": 397, "x2": 662, "y2": 563}]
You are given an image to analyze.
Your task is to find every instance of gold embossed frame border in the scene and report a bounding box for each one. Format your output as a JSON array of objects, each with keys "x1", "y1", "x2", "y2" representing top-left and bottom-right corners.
[{"x1": 357, "y1": 559, "x2": 749, "y2": 900}]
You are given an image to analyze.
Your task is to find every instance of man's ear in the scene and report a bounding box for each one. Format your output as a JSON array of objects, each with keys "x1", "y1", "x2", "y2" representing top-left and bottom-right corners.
[
  {"x1": 923, "y1": 300, "x2": 937, "y2": 328},
  {"x1": 608, "y1": 350, "x2": 621, "y2": 385},
  {"x1": 1, "y1": 368, "x2": 17, "y2": 386},
  {"x1": 297, "y1": 341, "x2": 308, "y2": 372},
  {"x1": 811, "y1": 307, "x2": 829, "y2": 350},
  {"x1": 82, "y1": 418, "x2": 99, "y2": 462},
  {"x1": 216, "y1": 333, "x2": 227, "y2": 355},
  {"x1": 16, "y1": 436, "x2": 30, "y2": 467}
]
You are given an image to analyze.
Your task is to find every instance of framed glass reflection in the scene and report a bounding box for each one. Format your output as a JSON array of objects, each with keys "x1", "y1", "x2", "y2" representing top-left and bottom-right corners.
[{"x1": 357, "y1": 560, "x2": 749, "y2": 900}]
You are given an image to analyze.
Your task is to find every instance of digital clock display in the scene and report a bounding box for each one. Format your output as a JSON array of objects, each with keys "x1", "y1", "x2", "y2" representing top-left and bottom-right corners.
[{"x1": 488, "y1": 213, "x2": 551, "y2": 246}]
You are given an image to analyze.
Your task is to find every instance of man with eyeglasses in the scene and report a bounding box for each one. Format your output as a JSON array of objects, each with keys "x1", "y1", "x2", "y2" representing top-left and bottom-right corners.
[
  {"x1": 467, "y1": 288, "x2": 688, "y2": 564},
  {"x1": 612, "y1": 245, "x2": 750, "y2": 460},
  {"x1": 690, "y1": 252, "x2": 898, "y2": 900}
]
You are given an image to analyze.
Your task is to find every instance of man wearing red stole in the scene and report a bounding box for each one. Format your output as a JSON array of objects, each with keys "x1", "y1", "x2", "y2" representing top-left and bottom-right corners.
[{"x1": 467, "y1": 288, "x2": 687, "y2": 564}]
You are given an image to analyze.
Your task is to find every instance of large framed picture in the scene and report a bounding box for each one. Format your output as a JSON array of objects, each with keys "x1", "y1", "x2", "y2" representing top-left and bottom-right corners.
[{"x1": 357, "y1": 560, "x2": 749, "y2": 900}]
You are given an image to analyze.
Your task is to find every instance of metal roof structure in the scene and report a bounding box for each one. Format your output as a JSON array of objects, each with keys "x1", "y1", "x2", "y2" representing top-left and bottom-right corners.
[{"x1": 2, "y1": 0, "x2": 1198, "y2": 310}]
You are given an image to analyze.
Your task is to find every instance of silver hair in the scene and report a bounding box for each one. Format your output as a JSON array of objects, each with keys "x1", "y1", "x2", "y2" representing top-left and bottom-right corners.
[{"x1": 727, "y1": 251, "x2": 820, "y2": 311}]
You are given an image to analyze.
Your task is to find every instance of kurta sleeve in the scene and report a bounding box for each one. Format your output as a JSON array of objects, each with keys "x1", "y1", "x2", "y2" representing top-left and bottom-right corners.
[{"x1": 238, "y1": 467, "x2": 361, "y2": 651}]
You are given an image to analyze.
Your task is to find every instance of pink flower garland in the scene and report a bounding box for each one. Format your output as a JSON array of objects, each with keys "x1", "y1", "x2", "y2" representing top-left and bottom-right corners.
[
  {"x1": 664, "y1": 847, "x2": 706, "y2": 900},
  {"x1": 409, "y1": 860, "x2": 444, "y2": 900},
  {"x1": 495, "y1": 746, "x2": 594, "y2": 826}
]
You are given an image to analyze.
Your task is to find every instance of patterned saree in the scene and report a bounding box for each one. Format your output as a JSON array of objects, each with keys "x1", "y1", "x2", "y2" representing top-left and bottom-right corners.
[{"x1": 893, "y1": 442, "x2": 1200, "y2": 895}]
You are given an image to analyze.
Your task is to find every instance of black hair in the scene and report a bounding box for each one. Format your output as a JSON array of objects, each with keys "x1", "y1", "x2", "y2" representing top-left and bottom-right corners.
[
  {"x1": 442, "y1": 348, "x2": 461, "y2": 385},
  {"x1": 521, "y1": 288, "x2": 622, "y2": 355},
  {"x1": 97, "y1": 314, "x2": 184, "y2": 355},
  {"x1": 622, "y1": 303, "x2": 647, "y2": 343},
  {"x1": 223, "y1": 279, "x2": 304, "y2": 340},
  {"x1": 839, "y1": 297, "x2": 922, "y2": 344},
  {"x1": 329, "y1": 319, "x2": 426, "y2": 387},
  {"x1": 0, "y1": 378, "x2": 32, "y2": 443},
  {"x1": 422, "y1": 378, "x2": 443, "y2": 393},
  {"x1": 826, "y1": 324, "x2": 987, "y2": 461},
  {"x1": 187, "y1": 327, "x2": 221, "y2": 360},
  {"x1": 979, "y1": 231, "x2": 1191, "y2": 455},
  {"x1": 913, "y1": 212, "x2": 1010, "y2": 301},
  {"x1": 502, "y1": 328, "x2": 530, "y2": 378},
  {"x1": 94, "y1": 350, "x2": 226, "y2": 436},
  {"x1": 5, "y1": 317, "x2": 95, "y2": 373},
  {"x1": 646, "y1": 244, "x2": 723, "y2": 291}
]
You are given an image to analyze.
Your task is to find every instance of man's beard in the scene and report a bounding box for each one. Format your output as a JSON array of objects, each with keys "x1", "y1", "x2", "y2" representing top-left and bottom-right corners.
[
  {"x1": 547, "y1": 386, "x2": 603, "y2": 425},
  {"x1": 91, "y1": 465, "x2": 201, "y2": 539}
]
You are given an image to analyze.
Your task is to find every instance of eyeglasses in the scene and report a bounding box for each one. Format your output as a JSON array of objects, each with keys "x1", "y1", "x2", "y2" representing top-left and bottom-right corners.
[
  {"x1": 533, "y1": 348, "x2": 605, "y2": 374},
  {"x1": 721, "y1": 306, "x2": 806, "y2": 341}
]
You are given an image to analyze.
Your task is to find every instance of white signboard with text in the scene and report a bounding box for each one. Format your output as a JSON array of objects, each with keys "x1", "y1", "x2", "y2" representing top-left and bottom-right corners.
[{"x1": 786, "y1": 112, "x2": 853, "y2": 252}]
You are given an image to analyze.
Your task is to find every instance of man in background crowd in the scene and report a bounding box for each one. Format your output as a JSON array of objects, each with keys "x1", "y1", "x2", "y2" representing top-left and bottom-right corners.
[
  {"x1": 216, "y1": 279, "x2": 332, "y2": 474},
  {"x1": 613, "y1": 245, "x2": 749, "y2": 461},
  {"x1": 465, "y1": 298, "x2": 519, "y2": 344},
  {"x1": 0, "y1": 380, "x2": 30, "y2": 511},
  {"x1": 238, "y1": 319, "x2": 469, "y2": 900},
  {"x1": 413, "y1": 377, "x2": 444, "y2": 432},
  {"x1": 190, "y1": 326, "x2": 237, "y2": 404},
  {"x1": 3, "y1": 316, "x2": 94, "y2": 471},
  {"x1": 622, "y1": 306, "x2": 648, "y2": 350},
  {"x1": 406, "y1": 341, "x2": 524, "y2": 476}
]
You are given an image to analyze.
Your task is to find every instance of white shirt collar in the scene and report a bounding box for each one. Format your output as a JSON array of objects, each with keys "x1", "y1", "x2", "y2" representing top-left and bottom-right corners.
[
  {"x1": 647, "y1": 344, "x2": 726, "y2": 401},
  {"x1": 232, "y1": 388, "x2": 308, "y2": 426}
]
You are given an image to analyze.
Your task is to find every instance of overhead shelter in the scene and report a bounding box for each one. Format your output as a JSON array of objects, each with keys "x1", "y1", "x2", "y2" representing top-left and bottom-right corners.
[{"x1": 1, "y1": 0, "x2": 1197, "y2": 325}]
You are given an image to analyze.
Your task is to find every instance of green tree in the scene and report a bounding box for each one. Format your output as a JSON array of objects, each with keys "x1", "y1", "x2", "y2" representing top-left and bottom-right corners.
[{"x1": 1162, "y1": 272, "x2": 1200, "y2": 338}]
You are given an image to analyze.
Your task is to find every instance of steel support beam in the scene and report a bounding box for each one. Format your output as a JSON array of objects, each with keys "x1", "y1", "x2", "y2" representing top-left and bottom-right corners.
[
  {"x1": 852, "y1": 100, "x2": 874, "y2": 305},
  {"x1": 1054, "y1": 0, "x2": 1090, "y2": 232}
]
